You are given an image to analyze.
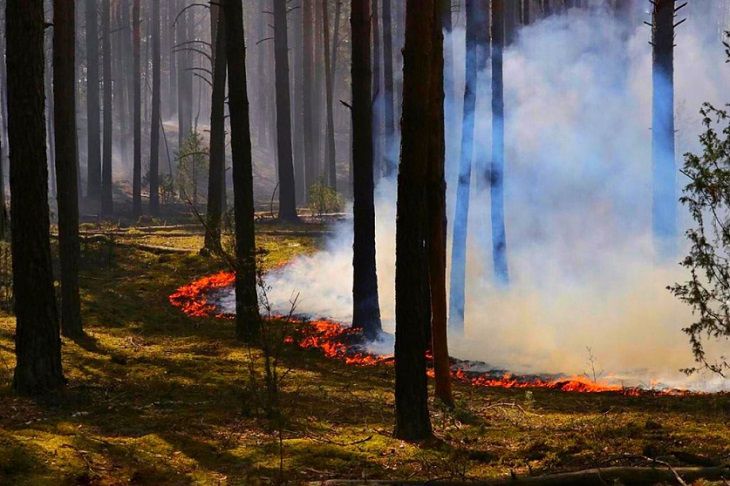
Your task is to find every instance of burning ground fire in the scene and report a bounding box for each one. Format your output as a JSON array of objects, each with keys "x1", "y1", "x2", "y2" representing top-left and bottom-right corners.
[{"x1": 170, "y1": 272, "x2": 695, "y2": 397}]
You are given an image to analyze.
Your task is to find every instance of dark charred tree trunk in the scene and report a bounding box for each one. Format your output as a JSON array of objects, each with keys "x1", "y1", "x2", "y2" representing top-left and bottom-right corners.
[
  {"x1": 394, "y1": 0, "x2": 435, "y2": 442},
  {"x1": 302, "y1": 0, "x2": 316, "y2": 200},
  {"x1": 101, "y1": 0, "x2": 113, "y2": 216},
  {"x1": 6, "y1": 0, "x2": 65, "y2": 395},
  {"x1": 351, "y1": 0, "x2": 382, "y2": 342},
  {"x1": 223, "y1": 0, "x2": 261, "y2": 341},
  {"x1": 651, "y1": 0, "x2": 678, "y2": 251},
  {"x1": 449, "y1": 0, "x2": 489, "y2": 332},
  {"x1": 85, "y1": 0, "x2": 101, "y2": 204},
  {"x1": 491, "y1": 0, "x2": 509, "y2": 285},
  {"x1": 274, "y1": 0, "x2": 298, "y2": 221},
  {"x1": 322, "y1": 0, "x2": 339, "y2": 190},
  {"x1": 132, "y1": 0, "x2": 142, "y2": 218},
  {"x1": 53, "y1": 0, "x2": 83, "y2": 338},
  {"x1": 205, "y1": 7, "x2": 226, "y2": 251},
  {"x1": 382, "y1": 0, "x2": 397, "y2": 179},
  {"x1": 427, "y1": 0, "x2": 452, "y2": 407},
  {"x1": 150, "y1": 0, "x2": 161, "y2": 215}
]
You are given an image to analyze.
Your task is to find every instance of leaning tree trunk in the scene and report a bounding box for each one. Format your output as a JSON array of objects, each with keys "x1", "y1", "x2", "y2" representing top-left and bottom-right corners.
[
  {"x1": 85, "y1": 0, "x2": 101, "y2": 205},
  {"x1": 427, "y1": 0, "x2": 452, "y2": 407},
  {"x1": 53, "y1": 0, "x2": 83, "y2": 338},
  {"x1": 274, "y1": 0, "x2": 299, "y2": 221},
  {"x1": 150, "y1": 0, "x2": 161, "y2": 215},
  {"x1": 6, "y1": 0, "x2": 65, "y2": 395},
  {"x1": 351, "y1": 0, "x2": 382, "y2": 342},
  {"x1": 382, "y1": 0, "x2": 397, "y2": 178},
  {"x1": 101, "y1": 0, "x2": 113, "y2": 216},
  {"x1": 651, "y1": 0, "x2": 678, "y2": 252},
  {"x1": 491, "y1": 0, "x2": 509, "y2": 286},
  {"x1": 394, "y1": 0, "x2": 436, "y2": 442},
  {"x1": 224, "y1": 0, "x2": 261, "y2": 341},
  {"x1": 205, "y1": 7, "x2": 226, "y2": 252},
  {"x1": 132, "y1": 0, "x2": 142, "y2": 218}
]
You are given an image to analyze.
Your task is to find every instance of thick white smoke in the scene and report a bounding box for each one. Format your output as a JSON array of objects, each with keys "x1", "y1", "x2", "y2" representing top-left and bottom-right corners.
[{"x1": 221, "y1": 5, "x2": 730, "y2": 391}]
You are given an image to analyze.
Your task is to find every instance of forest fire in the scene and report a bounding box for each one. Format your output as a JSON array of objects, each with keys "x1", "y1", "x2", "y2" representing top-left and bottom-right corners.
[{"x1": 170, "y1": 272, "x2": 693, "y2": 397}]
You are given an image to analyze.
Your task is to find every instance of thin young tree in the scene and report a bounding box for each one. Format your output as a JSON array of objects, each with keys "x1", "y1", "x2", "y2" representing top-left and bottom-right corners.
[
  {"x1": 224, "y1": 0, "x2": 260, "y2": 341},
  {"x1": 273, "y1": 0, "x2": 299, "y2": 221},
  {"x1": 150, "y1": 0, "x2": 161, "y2": 215},
  {"x1": 322, "y1": 0, "x2": 340, "y2": 190},
  {"x1": 6, "y1": 0, "x2": 65, "y2": 394},
  {"x1": 53, "y1": 0, "x2": 83, "y2": 337},
  {"x1": 394, "y1": 0, "x2": 437, "y2": 442},
  {"x1": 205, "y1": 4, "x2": 226, "y2": 251},
  {"x1": 302, "y1": 0, "x2": 317, "y2": 199},
  {"x1": 351, "y1": 0, "x2": 382, "y2": 341},
  {"x1": 132, "y1": 0, "x2": 142, "y2": 218},
  {"x1": 491, "y1": 0, "x2": 509, "y2": 285},
  {"x1": 86, "y1": 0, "x2": 101, "y2": 204},
  {"x1": 101, "y1": 0, "x2": 113, "y2": 215}
]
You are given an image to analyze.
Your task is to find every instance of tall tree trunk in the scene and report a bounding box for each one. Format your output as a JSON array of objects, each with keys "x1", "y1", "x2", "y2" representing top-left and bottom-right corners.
[
  {"x1": 223, "y1": 0, "x2": 260, "y2": 341},
  {"x1": 6, "y1": 0, "x2": 65, "y2": 394},
  {"x1": 101, "y1": 0, "x2": 113, "y2": 215},
  {"x1": 53, "y1": 0, "x2": 83, "y2": 338},
  {"x1": 86, "y1": 0, "x2": 101, "y2": 204},
  {"x1": 491, "y1": 0, "x2": 509, "y2": 285},
  {"x1": 45, "y1": 48, "x2": 57, "y2": 200},
  {"x1": 427, "y1": 0, "x2": 452, "y2": 408},
  {"x1": 449, "y1": 0, "x2": 489, "y2": 331},
  {"x1": 168, "y1": 0, "x2": 178, "y2": 119},
  {"x1": 132, "y1": 0, "x2": 142, "y2": 218},
  {"x1": 351, "y1": 0, "x2": 382, "y2": 341},
  {"x1": 302, "y1": 0, "x2": 316, "y2": 200},
  {"x1": 177, "y1": 1, "x2": 188, "y2": 147},
  {"x1": 382, "y1": 0, "x2": 397, "y2": 178},
  {"x1": 274, "y1": 0, "x2": 298, "y2": 221},
  {"x1": 394, "y1": 0, "x2": 435, "y2": 442},
  {"x1": 322, "y1": 0, "x2": 338, "y2": 190},
  {"x1": 371, "y1": 0, "x2": 383, "y2": 179},
  {"x1": 205, "y1": 8, "x2": 226, "y2": 251},
  {"x1": 651, "y1": 0, "x2": 677, "y2": 251},
  {"x1": 150, "y1": 0, "x2": 161, "y2": 215}
]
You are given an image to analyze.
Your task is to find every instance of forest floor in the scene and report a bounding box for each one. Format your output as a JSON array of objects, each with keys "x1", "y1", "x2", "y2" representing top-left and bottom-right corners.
[{"x1": 0, "y1": 219, "x2": 728, "y2": 485}]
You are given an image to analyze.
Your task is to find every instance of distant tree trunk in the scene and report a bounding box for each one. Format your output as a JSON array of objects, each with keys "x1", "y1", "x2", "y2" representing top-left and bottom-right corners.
[
  {"x1": 491, "y1": 0, "x2": 509, "y2": 285},
  {"x1": 205, "y1": 8, "x2": 226, "y2": 251},
  {"x1": 150, "y1": 0, "x2": 161, "y2": 215},
  {"x1": 6, "y1": 0, "x2": 65, "y2": 395},
  {"x1": 168, "y1": 0, "x2": 178, "y2": 119},
  {"x1": 504, "y1": 0, "x2": 518, "y2": 45},
  {"x1": 53, "y1": 0, "x2": 83, "y2": 338},
  {"x1": 223, "y1": 0, "x2": 260, "y2": 341},
  {"x1": 0, "y1": 137, "x2": 6, "y2": 241},
  {"x1": 101, "y1": 0, "x2": 113, "y2": 215},
  {"x1": 394, "y1": 0, "x2": 435, "y2": 442},
  {"x1": 45, "y1": 51, "x2": 57, "y2": 200},
  {"x1": 427, "y1": 0, "x2": 452, "y2": 407},
  {"x1": 521, "y1": 0, "x2": 531, "y2": 24},
  {"x1": 177, "y1": 2, "x2": 190, "y2": 147},
  {"x1": 449, "y1": 0, "x2": 489, "y2": 331},
  {"x1": 132, "y1": 0, "x2": 142, "y2": 218},
  {"x1": 371, "y1": 0, "x2": 383, "y2": 179},
  {"x1": 322, "y1": 0, "x2": 338, "y2": 190},
  {"x1": 382, "y1": 0, "x2": 397, "y2": 178},
  {"x1": 85, "y1": 0, "x2": 101, "y2": 204},
  {"x1": 302, "y1": 0, "x2": 316, "y2": 200},
  {"x1": 351, "y1": 0, "x2": 382, "y2": 342},
  {"x1": 274, "y1": 0, "x2": 299, "y2": 221},
  {"x1": 651, "y1": 0, "x2": 677, "y2": 250}
]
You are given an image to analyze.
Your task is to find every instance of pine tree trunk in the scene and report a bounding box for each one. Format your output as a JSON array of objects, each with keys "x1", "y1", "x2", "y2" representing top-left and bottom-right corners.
[
  {"x1": 371, "y1": 0, "x2": 383, "y2": 180},
  {"x1": 85, "y1": 0, "x2": 101, "y2": 204},
  {"x1": 491, "y1": 0, "x2": 509, "y2": 285},
  {"x1": 150, "y1": 0, "x2": 161, "y2": 215},
  {"x1": 205, "y1": 8, "x2": 226, "y2": 251},
  {"x1": 132, "y1": 0, "x2": 142, "y2": 218},
  {"x1": 382, "y1": 0, "x2": 397, "y2": 179},
  {"x1": 302, "y1": 0, "x2": 316, "y2": 201},
  {"x1": 322, "y1": 0, "x2": 337, "y2": 190},
  {"x1": 6, "y1": 0, "x2": 65, "y2": 395},
  {"x1": 394, "y1": 0, "x2": 435, "y2": 442},
  {"x1": 274, "y1": 0, "x2": 299, "y2": 221},
  {"x1": 101, "y1": 0, "x2": 113, "y2": 216},
  {"x1": 352, "y1": 0, "x2": 382, "y2": 342},
  {"x1": 53, "y1": 0, "x2": 83, "y2": 338},
  {"x1": 168, "y1": 0, "x2": 178, "y2": 119},
  {"x1": 223, "y1": 0, "x2": 261, "y2": 341}
]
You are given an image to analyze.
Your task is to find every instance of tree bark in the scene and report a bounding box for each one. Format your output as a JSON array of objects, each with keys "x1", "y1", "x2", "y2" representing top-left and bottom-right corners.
[
  {"x1": 132, "y1": 0, "x2": 142, "y2": 218},
  {"x1": 53, "y1": 0, "x2": 83, "y2": 338},
  {"x1": 150, "y1": 0, "x2": 161, "y2": 215},
  {"x1": 394, "y1": 0, "x2": 436, "y2": 442},
  {"x1": 382, "y1": 0, "x2": 397, "y2": 179},
  {"x1": 302, "y1": 0, "x2": 316, "y2": 200},
  {"x1": 224, "y1": 0, "x2": 261, "y2": 341},
  {"x1": 491, "y1": 0, "x2": 509, "y2": 285},
  {"x1": 351, "y1": 0, "x2": 382, "y2": 342},
  {"x1": 101, "y1": 0, "x2": 113, "y2": 216},
  {"x1": 371, "y1": 0, "x2": 383, "y2": 180},
  {"x1": 322, "y1": 0, "x2": 338, "y2": 190},
  {"x1": 274, "y1": 0, "x2": 299, "y2": 221},
  {"x1": 6, "y1": 0, "x2": 65, "y2": 395},
  {"x1": 85, "y1": 0, "x2": 101, "y2": 204}
]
